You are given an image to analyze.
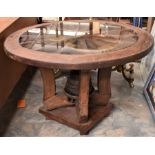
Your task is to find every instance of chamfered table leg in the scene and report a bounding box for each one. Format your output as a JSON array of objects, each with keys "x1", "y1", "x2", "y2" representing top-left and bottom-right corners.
[
  {"x1": 39, "y1": 68, "x2": 56, "y2": 101},
  {"x1": 77, "y1": 70, "x2": 90, "y2": 123},
  {"x1": 39, "y1": 68, "x2": 72, "y2": 110},
  {"x1": 97, "y1": 67, "x2": 111, "y2": 104},
  {"x1": 89, "y1": 67, "x2": 112, "y2": 106}
]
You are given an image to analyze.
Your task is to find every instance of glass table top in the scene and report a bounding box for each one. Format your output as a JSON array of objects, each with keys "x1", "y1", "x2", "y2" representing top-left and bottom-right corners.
[{"x1": 20, "y1": 21, "x2": 138, "y2": 55}]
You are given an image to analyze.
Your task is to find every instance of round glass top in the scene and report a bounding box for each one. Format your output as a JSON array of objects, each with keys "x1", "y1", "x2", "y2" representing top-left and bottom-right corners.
[
  {"x1": 19, "y1": 21, "x2": 138, "y2": 55},
  {"x1": 4, "y1": 20, "x2": 153, "y2": 70}
]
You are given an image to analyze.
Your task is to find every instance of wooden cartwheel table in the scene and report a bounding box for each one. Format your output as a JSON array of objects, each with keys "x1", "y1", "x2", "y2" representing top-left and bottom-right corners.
[{"x1": 4, "y1": 20, "x2": 154, "y2": 135}]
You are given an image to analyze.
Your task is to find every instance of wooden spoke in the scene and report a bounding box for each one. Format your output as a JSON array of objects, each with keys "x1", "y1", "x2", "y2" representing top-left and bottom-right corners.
[
  {"x1": 85, "y1": 39, "x2": 98, "y2": 49},
  {"x1": 77, "y1": 39, "x2": 87, "y2": 49}
]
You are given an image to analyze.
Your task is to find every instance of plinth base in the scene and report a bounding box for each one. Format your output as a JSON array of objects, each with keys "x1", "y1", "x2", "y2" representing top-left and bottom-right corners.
[{"x1": 39, "y1": 103, "x2": 112, "y2": 135}]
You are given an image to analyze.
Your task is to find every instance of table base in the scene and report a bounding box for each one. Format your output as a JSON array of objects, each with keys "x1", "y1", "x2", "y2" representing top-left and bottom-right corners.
[
  {"x1": 39, "y1": 67, "x2": 112, "y2": 135},
  {"x1": 39, "y1": 102, "x2": 112, "y2": 135}
]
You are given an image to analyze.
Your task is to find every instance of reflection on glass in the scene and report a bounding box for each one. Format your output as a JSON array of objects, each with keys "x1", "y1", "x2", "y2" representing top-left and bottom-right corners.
[{"x1": 19, "y1": 21, "x2": 138, "y2": 55}]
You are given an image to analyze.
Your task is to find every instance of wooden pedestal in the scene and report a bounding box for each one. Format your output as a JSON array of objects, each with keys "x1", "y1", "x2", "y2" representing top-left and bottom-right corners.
[
  {"x1": 39, "y1": 103, "x2": 112, "y2": 135},
  {"x1": 39, "y1": 67, "x2": 112, "y2": 135}
]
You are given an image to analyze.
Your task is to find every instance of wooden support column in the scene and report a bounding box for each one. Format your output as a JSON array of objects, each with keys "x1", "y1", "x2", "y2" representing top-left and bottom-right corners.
[
  {"x1": 78, "y1": 70, "x2": 90, "y2": 123},
  {"x1": 90, "y1": 67, "x2": 111, "y2": 106},
  {"x1": 40, "y1": 28, "x2": 45, "y2": 47},
  {"x1": 98, "y1": 68, "x2": 111, "y2": 97},
  {"x1": 39, "y1": 68, "x2": 72, "y2": 111},
  {"x1": 97, "y1": 68, "x2": 111, "y2": 105},
  {"x1": 39, "y1": 68, "x2": 55, "y2": 101}
]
